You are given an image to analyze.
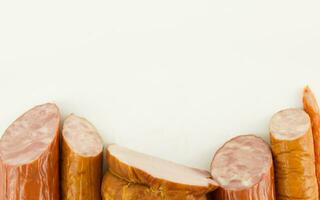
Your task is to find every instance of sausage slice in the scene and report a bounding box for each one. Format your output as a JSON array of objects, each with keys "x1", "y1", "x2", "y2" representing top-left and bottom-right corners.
[
  {"x1": 101, "y1": 144, "x2": 218, "y2": 200},
  {"x1": 0, "y1": 103, "x2": 60, "y2": 200},
  {"x1": 270, "y1": 108, "x2": 318, "y2": 200},
  {"x1": 61, "y1": 114, "x2": 103, "y2": 200},
  {"x1": 211, "y1": 135, "x2": 275, "y2": 200}
]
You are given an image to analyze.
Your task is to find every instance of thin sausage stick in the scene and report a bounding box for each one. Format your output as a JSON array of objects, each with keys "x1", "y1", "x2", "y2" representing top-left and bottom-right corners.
[{"x1": 303, "y1": 86, "x2": 320, "y2": 195}]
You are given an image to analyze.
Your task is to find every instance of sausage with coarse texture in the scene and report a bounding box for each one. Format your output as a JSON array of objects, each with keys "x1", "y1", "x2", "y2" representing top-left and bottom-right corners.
[
  {"x1": 270, "y1": 108, "x2": 319, "y2": 200},
  {"x1": 303, "y1": 86, "x2": 320, "y2": 195},
  {"x1": 61, "y1": 114, "x2": 103, "y2": 200},
  {"x1": 211, "y1": 135, "x2": 275, "y2": 200},
  {"x1": 0, "y1": 103, "x2": 60, "y2": 200}
]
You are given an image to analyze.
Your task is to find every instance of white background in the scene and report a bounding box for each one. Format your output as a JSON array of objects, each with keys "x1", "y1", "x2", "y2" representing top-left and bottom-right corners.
[{"x1": 0, "y1": 0, "x2": 320, "y2": 169}]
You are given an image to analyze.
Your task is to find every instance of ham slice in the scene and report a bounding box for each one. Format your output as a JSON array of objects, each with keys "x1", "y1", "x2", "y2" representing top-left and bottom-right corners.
[
  {"x1": 61, "y1": 114, "x2": 103, "y2": 200},
  {"x1": 0, "y1": 103, "x2": 60, "y2": 200},
  {"x1": 270, "y1": 108, "x2": 318, "y2": 200},
  {"x1": 211, "y1": 135, "x2": 275, "y2": 200},
  {"x1": 101, "y1": 144, "x2": 218, "y2": 200}
]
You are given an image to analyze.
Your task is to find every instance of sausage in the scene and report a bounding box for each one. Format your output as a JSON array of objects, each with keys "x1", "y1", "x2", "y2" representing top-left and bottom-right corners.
[
  {"x1": 101, "y1": 172, "x2": 210, "y2": 200},
  {"x1": 303, "y1": 86, "x2": 320, "y2": 194},
  {"x1": 211, "y1": 135, "x2": 275, "y2": 200},
  {"x1": 101, "y1": 144, "x2": 218, "y2": 200},
  {"x1": 270, "y1": 108, "x2": 318, "y2": 200},
  {"x1": 61, "y1": 114, "x2": 103, "y2": 200},
  {"x1": 0, "y1": 103, "x2": 60, "y2": 200}
]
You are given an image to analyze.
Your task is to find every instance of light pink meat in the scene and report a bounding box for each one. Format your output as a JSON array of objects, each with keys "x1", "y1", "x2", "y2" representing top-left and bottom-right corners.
[{"x1": 211, "y1": 135, "x2": 275, "y2": 200}]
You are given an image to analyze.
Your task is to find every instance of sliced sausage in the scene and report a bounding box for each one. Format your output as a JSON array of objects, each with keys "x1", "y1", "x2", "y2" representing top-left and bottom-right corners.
[
  {"x1": 102, "y1": 172, "x2": 211, "y2": 200},
  {"x1": 61, "y1": 114, "x2": 103, "y2": 200},
  {"x1": 101, "y1": 144, "x2": 218, "y2": 200},
  {"x1": 303, "y1": 86, "x2": 320, "y2": 194},
  {"x1": 270, "y1": 108, "x2": 318, "y2": 200},
  {"x1": 211, "y1": 135, "x2": 275, "y2": 200},
  {"x1": 0, "y1": 103, "x2": 60, "y2": 200}
]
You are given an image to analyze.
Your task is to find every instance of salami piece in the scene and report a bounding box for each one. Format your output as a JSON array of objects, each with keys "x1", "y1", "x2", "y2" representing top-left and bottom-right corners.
[
  {"x1": 61, "y1": 114, "x2": 103, "y2": 200},
  {"x1": 0, "y1": 103, "x2": 60, "y2": 200},
  {"x1": 270, "y1": 108, "x2": 319, "y2": 200},
  {"x1": 303, "y1": 86, "x2": 320, "y2": 194},
  {"x1": 211, "y1": 135, "x2": 275, "y2": 200},
  {"x1": 101, "y1": 144, "x2": 218, "y2": 200}
]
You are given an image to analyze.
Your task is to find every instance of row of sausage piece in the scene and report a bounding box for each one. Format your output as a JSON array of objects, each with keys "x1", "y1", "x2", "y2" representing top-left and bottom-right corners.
[
  {"x1": 213, "y1": 86, "x2": 320, "y2": 200},
  {"x1": 0, "y1": 86, "x2": 319, "y2": 200}
]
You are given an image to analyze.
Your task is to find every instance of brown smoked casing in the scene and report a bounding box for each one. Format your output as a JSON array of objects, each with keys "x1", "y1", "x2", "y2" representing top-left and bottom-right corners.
[
  {"x1": 102, "y1": 172, "x2": 209, "y2": 200},
  {"x1": 61, "y1": 114, "x2": 103, "y2": 200},
  {"x1": 303, "y1": 86, "x2": 320, "y2": 195},
  {"x1": 0, "y1": 103, "x2": 60, "y2": 200},
  {"x1": 270, "y1": 108, "x2": 318, "y2": 200},
  {"x1": 101, "y1": 144, "x2": 218, "y2": 200}
]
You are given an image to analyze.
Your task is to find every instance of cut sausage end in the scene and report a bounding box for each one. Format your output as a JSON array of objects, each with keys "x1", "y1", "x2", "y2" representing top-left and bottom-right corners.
[
  {"x1": 270, "y1": 108, "x2": 310, "y2": 140},
  {"x1": 63, "y1": 114, "x2": 103, "y2": 157},
  {"x1": 108, "y1": 144, "x2": 217, "y2": 188},
  {"x1": 0, "y1": 103, "x2": 60, "y2": 165},
  {"x1": 211, "y1": 135, "x2": 272, "y2": 190}
]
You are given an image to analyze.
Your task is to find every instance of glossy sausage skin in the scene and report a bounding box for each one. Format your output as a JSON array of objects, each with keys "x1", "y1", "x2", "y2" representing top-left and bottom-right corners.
[
  {"x1": 101, "y1": 171, "x2": 209, "y2": 200},
  {"x1": 61, "y1": 137, "x2": 102, "y2": 200},
  {"x1": 61, "y1": 115, "x2": 103, "y2": 200},
  {"x1": 0, "y1": 103, "x2": 60, "y2": 200},
  {"x1": 303, "y1": 86, "x2": 320, "y2": 196},
  {"x1": 270, "y1": 108, "x2": 319, "y2": 200}
]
